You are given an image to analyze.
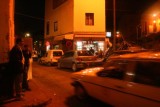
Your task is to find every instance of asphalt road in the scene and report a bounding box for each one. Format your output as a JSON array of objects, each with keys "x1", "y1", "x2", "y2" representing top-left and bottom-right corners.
[{"x1": 33, "y1": 62, "x2": 111, "y2": 107}]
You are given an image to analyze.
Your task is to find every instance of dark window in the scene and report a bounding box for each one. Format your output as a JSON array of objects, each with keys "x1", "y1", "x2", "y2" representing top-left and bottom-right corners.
[
  {"x1": 97, "y1": 60, "x2": 127, "y2": 80},
  {"x1": 54, "y1": 21, "x2": 58, "y2": 32},
  {"x1": 68, "y1": 52, "x2": 74, "y2": 57},
  {"x1": 85, "y1": 13, "x2": 94, "y2": 26},
  {"x1": 46, "y1": 21, "x2": 50, "y2": 35},
  {"x1": 53, "y1": 51, "x2": 62, "y2": 56},
  {"x1": 134, "y1": 61, "x2": 160, "y2": 87},
  {"x1": 64, "y1": 51, "x2": 74, "y2": 57}
]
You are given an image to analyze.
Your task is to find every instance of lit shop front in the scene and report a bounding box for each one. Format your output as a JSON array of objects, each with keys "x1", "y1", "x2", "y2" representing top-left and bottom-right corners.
[
  {"x1": 76, "y1": 41, "x2": 104, "y2": 51},
  {"x1": 74, "y1": 34, "x2": 106, "y2": 52}
]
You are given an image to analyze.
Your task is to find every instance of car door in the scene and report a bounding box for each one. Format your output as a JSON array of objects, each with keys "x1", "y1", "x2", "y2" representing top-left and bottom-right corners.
[
  {"x1": 60, "y1": 51, "x2": 74, "y2": 68},
  {"x1": 123, "y1": 61, "x2": 160, "y2": 107},
  {"x1": 79, "y1": 59, "x2": 129, "y2": 106},
  {"x1": 95, "y1": 60, "x2": 160, "y2": 107},
  {"x1": 64, "y1": 51, "x2": 74, "y2": 68},
  {"x1": 94, "y1": 59, "x2": 130, "y2": 106}
]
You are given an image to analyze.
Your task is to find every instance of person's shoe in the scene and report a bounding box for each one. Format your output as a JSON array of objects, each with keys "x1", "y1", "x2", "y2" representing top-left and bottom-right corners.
[
  {"x1": 26, "y1": 88, "x2": 31, "y2": 91},
  {"x1": 15, "y1": 95, "x2": 24, "y2": 101}
]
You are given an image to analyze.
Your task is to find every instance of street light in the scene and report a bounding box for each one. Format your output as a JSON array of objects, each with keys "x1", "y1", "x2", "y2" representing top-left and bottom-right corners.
[{"x1": 25, "y1": 33, "x2": 30, "y2": 37}]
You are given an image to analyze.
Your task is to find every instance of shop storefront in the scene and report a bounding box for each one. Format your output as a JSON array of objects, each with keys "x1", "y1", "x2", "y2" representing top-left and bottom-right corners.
[
  {"x1": 74, "y1": 34, "x2": 106, "y2": 53},
  {"x1": 45, "y1": 33, "x2": 107, "y2": 53},
  {"x1": 76, "y1": 40, "x2": 104, "y2": 51}
]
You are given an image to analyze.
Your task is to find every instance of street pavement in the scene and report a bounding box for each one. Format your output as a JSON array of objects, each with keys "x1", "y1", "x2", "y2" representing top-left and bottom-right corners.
[{"x1": 0, "y1": 78, "x2": 52, "y2": 107}]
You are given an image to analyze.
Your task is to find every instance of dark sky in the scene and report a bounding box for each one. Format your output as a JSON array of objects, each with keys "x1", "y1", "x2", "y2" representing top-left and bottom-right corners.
[
  {"x1": 106, "y1": 0, "x2": 157, "y2": 30},
  {"x1": 15, "y1": 0, "x2": 45, "y2": 41},
  {"x1": 14, "y1": 0, "x2": 157, "y2": 41}
]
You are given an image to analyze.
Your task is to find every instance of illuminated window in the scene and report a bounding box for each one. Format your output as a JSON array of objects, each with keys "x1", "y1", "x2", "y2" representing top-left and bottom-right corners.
[
  {"x1": 77, "y1": 41, "x2": 82, "y2": 50},
  {"x1": 46, "y1": 21, "x2": 50, "y2": 35},
  {"x1": 85, "y1": 13, "x2": 94, "y2": 26},
  {"x1": 98, "y1": 42, "x2": 104, "y2": 51},
  {"x1": 54, "y1": 21, "x2": 58, "y2": 32}
]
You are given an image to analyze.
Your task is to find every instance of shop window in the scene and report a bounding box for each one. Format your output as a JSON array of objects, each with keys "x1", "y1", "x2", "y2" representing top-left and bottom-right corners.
[
  {"x1": 54, "y1": 21, "x2": 58, "y2": 32},
  {"x1": 77, "y1": 41, "x2": 82, "y2": 50},
  {"x1": 85, "y1": 13, "x2": 94, "y2": 26},
  {"x1": 98, "y1": 42, "x2": 104, "y2": 51}
]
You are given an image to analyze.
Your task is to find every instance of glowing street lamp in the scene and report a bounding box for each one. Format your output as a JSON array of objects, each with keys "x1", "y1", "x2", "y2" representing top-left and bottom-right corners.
[
  {"x1": 153, "y1": 13, "x2": 157, "y2": 17},
  {"x1": 25, "y1": 33, "x2": 30, "y2": 37},
  {"x1": 116, "y1": 31, "x2": 120, "y2": 38}
]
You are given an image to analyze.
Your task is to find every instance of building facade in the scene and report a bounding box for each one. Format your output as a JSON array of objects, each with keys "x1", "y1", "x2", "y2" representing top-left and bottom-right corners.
[
  {"x1": 44, "y1": 0, "x2": 107, "y2": 52},
  {"x1": 141, "y1": 0, "x2": 160, "y2": 37}
]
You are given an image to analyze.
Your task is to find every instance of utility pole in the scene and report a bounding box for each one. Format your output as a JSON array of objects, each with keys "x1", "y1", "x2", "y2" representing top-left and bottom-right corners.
[{"x1": 113, "y1": 0, "x2": 116, "y2": 51}]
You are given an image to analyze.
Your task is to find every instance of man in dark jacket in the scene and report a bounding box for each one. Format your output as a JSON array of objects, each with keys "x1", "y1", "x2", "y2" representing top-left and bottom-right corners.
[
  {"x1": 22, "y1": 45, "x2": 31, "y2": 91},
  {"x1": 9, "y1": 37, "x2": 24, "y2": 100}
]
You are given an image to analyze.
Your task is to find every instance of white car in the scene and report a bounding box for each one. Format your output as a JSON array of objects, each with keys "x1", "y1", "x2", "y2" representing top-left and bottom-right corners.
[
  {"x1": 71, "y1": 51, "x2": 160, "y2": 107},
  {"x1": 38, "y1": 49, "x2": 63, "y2": 66}
]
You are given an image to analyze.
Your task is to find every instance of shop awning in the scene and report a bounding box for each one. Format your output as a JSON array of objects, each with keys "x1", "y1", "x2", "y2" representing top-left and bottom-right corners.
[
  {"x1": 54, "y1": 34, "x2": 73, "y2": 41},
  {"x1": 75, "y1": 34, "x2": 105, "y2": 38}
]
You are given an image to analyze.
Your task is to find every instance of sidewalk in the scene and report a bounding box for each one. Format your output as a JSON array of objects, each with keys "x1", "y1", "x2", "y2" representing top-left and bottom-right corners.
[{"x1": 0, "y1": 79, "x2": 52, "y2": 107}]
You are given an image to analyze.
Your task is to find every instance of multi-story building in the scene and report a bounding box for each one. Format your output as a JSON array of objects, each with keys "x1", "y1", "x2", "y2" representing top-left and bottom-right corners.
[
  {"x1": 44, "y1": 0, "x2": 107, "y2": 52},
  {"x1": 139, "y1": 0, "x2": 160, "y2": 49}
]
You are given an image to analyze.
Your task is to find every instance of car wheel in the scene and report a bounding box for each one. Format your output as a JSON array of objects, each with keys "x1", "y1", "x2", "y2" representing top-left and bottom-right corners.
[
  {"x1": 74, "y1": 84, "x2": 88, "y2": 100},
  {"x1": 47, "y1": 62, "x2": 52, "y2": 66},
  {"x1": 72, "y1": 63, "x2": 77, "y2": 71},
  {"x1": 38, "y1": 60, "x2": 42, "y2": 64},
  {"x1": 57, "y1": 62, "x2": 61, "y2": 69}
]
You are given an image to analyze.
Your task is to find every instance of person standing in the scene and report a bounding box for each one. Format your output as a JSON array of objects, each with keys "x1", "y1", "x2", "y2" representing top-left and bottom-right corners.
[
  {"x1": 22, "y1": 45, "x2": 32, "y2": 91},
  {"x1": 8, "y1": 37, "x2": 24, "y2": 100},
  {"x1": 98, "y1": 49, "x2": 103, "y2": 58},
  {"x1": 89, "y1": 47, "x2": 95, "y2": 55}
]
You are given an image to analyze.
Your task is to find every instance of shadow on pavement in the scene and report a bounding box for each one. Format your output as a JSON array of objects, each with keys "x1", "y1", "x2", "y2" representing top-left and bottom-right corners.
[{"x1": 65, "y1": 95, "x2": 112, "y2": 107}]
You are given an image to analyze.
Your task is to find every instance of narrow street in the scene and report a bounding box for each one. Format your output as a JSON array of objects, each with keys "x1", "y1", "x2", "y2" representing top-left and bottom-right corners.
[{"x1": 32, "y1": 61, "x2": 109, "y2": 107}]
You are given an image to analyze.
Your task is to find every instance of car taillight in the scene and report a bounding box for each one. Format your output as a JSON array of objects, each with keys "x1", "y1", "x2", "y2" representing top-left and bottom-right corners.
[{"x1": 76, "y1": 58, "x2": 82, "y2": 61}]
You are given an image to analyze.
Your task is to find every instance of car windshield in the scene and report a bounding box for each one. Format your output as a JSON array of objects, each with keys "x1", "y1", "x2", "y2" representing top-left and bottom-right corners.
[
  {"x1": 53, "y1": 51, "x2": 62, "y2": 56},
  {"x1": 77, "y1": 51, "x2": 93, "y2": 56}
]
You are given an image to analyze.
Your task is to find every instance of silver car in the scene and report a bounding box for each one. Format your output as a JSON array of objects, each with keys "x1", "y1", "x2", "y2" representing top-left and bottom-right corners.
[{"x1": 57, "y1": 50, "x2": 101, "y2": 71}]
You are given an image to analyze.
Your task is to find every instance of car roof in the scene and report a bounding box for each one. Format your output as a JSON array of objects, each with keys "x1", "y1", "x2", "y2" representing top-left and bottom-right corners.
[{"x1": 109, "y1": 51, "x2": 160, "y2": 61}]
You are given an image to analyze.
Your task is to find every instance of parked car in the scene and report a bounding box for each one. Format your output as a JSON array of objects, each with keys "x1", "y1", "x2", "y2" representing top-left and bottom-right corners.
[
  {"x1": 32, "y1": 50, "x2": 38, "y2": 61},
  {"x1": 102, "y1": 46, "x2": 146, "y2": 62},
  {"x1": 57, "y1": 50, "x2": 102, "y2": 71},
  {"x1": 71, "y1": 51, "x2": 160, "y2": 107},
  {"x1": 38, "y1": 49, "x2": 64, "y2": 66}
]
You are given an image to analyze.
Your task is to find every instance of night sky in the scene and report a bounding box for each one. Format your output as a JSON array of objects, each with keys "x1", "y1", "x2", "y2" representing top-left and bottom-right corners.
[
  {"x1": 106, "y1": 0, "x2": 157, "y2": 30},
  {"x1": 14, "y1": 0, "x2": 157, "y2": 41},
  {"x1": 15, "y1": 0, "x2": 45, "y2": 41}
]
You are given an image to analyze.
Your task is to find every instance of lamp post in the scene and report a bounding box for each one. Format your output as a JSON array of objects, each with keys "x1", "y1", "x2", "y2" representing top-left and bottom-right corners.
[{"x1": 113, "y1": 0, "x2": 116, "y2": 51}]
